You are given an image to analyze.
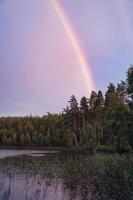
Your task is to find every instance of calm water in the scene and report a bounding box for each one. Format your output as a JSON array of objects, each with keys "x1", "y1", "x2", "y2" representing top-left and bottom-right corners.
[{"x1": 0, "y1": 150, "x2": 132, "y2": 200}]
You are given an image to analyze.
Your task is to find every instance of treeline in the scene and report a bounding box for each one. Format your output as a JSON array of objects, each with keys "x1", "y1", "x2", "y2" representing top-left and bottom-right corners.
[{"x1": 0, "y1": 66, "x2": 133, "y2": 152}]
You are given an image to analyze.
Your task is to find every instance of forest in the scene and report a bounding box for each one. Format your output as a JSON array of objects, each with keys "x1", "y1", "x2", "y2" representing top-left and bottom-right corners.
[{"x1": 0, "y1": 66, "x2": 133, "y2": 152}]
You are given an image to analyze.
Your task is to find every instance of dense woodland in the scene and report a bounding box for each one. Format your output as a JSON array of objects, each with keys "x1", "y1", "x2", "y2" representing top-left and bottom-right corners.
[{"x1": 0, "y1": 66, "x2": 133, "y2": 152}]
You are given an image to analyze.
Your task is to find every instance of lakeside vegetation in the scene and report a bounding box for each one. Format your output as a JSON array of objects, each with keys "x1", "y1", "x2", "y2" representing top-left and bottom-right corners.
[
  {"x1": 0, "y1": 66, "x2": 133, "y2": 152},
  {"x1": 0, "y1": 152, "x2": 132, "y2": 199}
]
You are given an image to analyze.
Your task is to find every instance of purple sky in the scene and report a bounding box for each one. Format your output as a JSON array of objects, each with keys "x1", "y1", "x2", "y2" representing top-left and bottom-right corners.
[{"x1": 0, "y1": 0, "x2": 133, "y2": 116}]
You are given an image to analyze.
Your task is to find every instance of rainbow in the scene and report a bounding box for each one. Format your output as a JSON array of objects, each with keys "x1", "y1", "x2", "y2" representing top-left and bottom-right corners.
[{"x1": 50, "y1": 0, "x2": 94, "y2": 92}]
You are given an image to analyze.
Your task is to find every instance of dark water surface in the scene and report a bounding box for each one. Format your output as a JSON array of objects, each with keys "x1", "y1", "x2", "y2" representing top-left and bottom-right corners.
[{"x1": 0, "y1": 150, "x2": 132, "y2": 200}]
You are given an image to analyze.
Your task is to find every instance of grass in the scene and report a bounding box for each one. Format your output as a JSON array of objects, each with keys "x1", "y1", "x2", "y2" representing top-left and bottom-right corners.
[{"x1": 0, "y1": 150, "x2": 132, "y2": 200}]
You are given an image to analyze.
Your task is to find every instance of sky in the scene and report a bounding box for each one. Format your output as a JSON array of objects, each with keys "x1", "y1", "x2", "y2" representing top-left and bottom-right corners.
[{"x1": 0, "y1": 0, "x2": 133, "y2": 116}]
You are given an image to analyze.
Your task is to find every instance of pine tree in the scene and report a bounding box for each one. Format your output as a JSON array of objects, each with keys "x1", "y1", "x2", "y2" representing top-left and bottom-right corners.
[
  {"x1": 80, "y1": 96, "x2": 89, "y2": 130},
  {"x1": 89, "y1": 91, "x2": 98, "y2": 111},
  {"x1": 96, "y1": 90, "x2": 104, "y2": 110},
  {"x1": 127, "y1": 65, "x2": 133, "y2": 109},
  {"x1": 68, "y1": 95, "x2": 79, "y2": 146},
  {"x1": 105, "y1": 83, "x2": 120, "y2": 109},
  {"x1": 116, "y1": 81, "x2": 128, "y2": 103},
  {"x1": 69, "y1": 95, "x2": 79, "y2": 131}
]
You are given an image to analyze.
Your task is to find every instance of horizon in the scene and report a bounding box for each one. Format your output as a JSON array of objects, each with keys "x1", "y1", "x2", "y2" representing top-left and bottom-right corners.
[{"x1": 0, "y1": 0, "x2": 133, "y2": 116}]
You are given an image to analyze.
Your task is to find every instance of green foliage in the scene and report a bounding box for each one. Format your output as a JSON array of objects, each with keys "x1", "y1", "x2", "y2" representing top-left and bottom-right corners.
[
  {"x1": 116, "y1": 81, "x2": 128, "y2": 103},
  {"x1": 127, "y1": 65, "x2": 133, "y2": 109},
  {"x1": 105, "y1": 83, "x2": 121, "y2": 109},
  {"x1": 89, "y1": 91, "x2": 98, "y2": 110},
  {"x1": 0, "y1": 115, "x2": 68, "y2": 147},
  {"x1": 127, "y1": 65, "x2": 133, "y2": 100},
  {"x1": 69, "y1": 95, "x2": 79, "y2": 113},
  {"x1": 80, "y1": 124, "x2": 95, "y2": 149},
  {"x1": 96, "y1": 90, "x2": 104, "y2": 110},
  {"x1": 115, "y1": 136, "x2": 132, "y2": 153},
  {"x1": 80, "y1": 96, "x2": 89, "y2": 119}
]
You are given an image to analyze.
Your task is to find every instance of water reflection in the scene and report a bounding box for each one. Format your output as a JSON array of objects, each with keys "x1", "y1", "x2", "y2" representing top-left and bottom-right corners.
[
  {"x1": 0, "y1": 173, "x2": 69, "y2": 200},
  {"x1": 0, "y1": 151, "x2": 132, "y2": 200}
]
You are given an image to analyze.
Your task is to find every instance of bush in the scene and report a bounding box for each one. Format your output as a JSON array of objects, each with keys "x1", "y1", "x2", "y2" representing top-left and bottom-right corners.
[
  {"x1": 115, "y1": 136, "x2": 132, "y2": 153},
  {"x1": 80, "y1": 124, "x2": 96, "y2": 150}
]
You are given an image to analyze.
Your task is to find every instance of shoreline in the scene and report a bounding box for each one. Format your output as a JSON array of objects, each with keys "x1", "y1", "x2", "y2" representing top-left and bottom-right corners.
[{"x1": 0, "y1": 146, "x2": 132, "y2": 154}]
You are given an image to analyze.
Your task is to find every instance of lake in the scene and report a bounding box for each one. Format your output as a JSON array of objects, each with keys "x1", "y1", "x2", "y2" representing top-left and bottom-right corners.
[{"x1": 0, "y1": 149, "x2": 132, "y2": 200}]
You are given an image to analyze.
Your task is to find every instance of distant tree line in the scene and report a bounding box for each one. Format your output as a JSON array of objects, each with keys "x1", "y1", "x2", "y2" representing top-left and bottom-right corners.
[{"x1": 0, "y1": 66, "x2": 133, "y2": 152}]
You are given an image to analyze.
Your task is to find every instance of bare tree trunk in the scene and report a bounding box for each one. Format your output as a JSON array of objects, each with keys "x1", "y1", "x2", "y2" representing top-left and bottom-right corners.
[
  {"x1": 72, "y1": 131, "x2": 79, "y2": 147},
  {"x1": 73, "y1": 113, "x2": 76, "y2": 131},
  {"x1": 82, "y1": 110, "x2": 85, "y2": 131},
  {"x1": 73, "y1": 112, "x2": 79, "y2": 146}
]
